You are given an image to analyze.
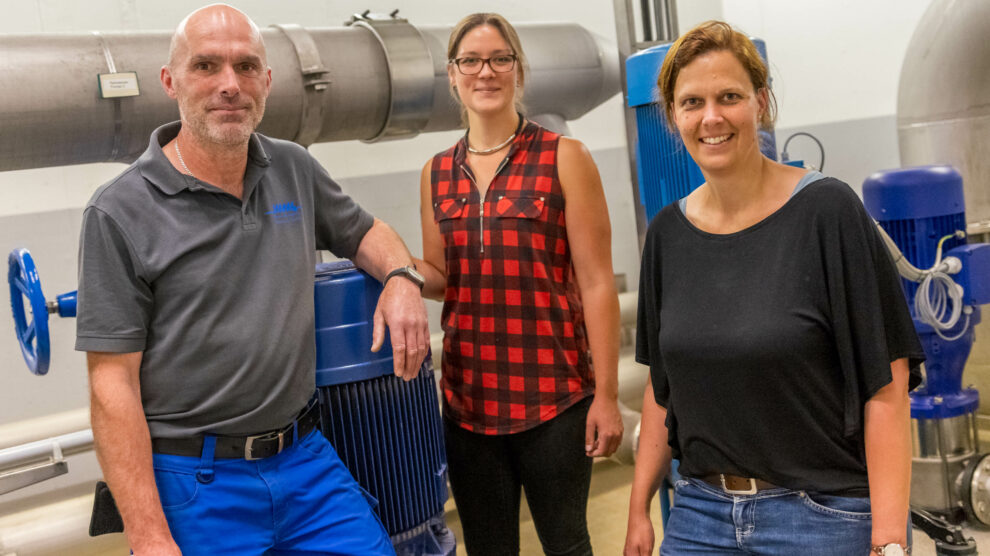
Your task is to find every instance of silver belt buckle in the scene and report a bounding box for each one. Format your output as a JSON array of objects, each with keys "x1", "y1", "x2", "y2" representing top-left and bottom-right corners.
[
  {"x1": 244, "y1": 430, "x2": 285, "y2": 460},
  {"x1": 720, "y1": 474, "x2": 758, "y2": 495}
]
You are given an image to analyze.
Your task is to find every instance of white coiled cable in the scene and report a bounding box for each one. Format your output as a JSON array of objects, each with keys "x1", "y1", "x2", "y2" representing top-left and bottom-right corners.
[{"x1": 876, "y1": 225, "x2": 969, "y2": 341}]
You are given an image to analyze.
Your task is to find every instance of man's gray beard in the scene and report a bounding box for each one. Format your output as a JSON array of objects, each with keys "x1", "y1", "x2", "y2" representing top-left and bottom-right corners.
[
  {"x1": 186, "y1": 116, "x2": 257, "y2": 147},
  {"x1": 179, "y1": 101, "x2": 265, "y2": 148}
]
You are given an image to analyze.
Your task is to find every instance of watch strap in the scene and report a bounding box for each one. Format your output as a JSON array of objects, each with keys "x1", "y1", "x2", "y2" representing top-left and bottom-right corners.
[
  {"x1": 383, "y1": 266, "x2": 424, "y2": 289},
  {"x1": 871, "y1": 544, "x2": 910, "y2": 555}
]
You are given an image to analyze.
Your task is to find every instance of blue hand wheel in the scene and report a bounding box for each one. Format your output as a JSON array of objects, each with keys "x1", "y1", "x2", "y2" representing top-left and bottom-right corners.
[{"x1": 8, "y1": 248, "x2": 50, "y2": 375}]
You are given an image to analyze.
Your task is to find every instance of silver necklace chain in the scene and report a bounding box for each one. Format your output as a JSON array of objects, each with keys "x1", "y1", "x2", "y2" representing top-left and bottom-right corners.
[
  {"x1": 467, "y1": 131, "x2": 516, "y2": 155},
  {"x1": 174, "y1": 139, "x2": 194, "y2": 177}
]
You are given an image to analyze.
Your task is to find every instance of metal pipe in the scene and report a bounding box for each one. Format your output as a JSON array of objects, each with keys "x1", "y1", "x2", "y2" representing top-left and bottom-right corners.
[
  {"x1": 0, "y1": 408, "x2": 89, "y2": 451},
  {"x1": 639, "y1": 0, "x2": 654, "y2": 42},
  {"x1": 655, "y1": 0, "x2": 679, "y2": 43},
  {"x1": 0, "y1": 20, "x2": 619, "y2": 172},
  {"x1": 0, "y1": 430, "x2": 93, "y2": 471}
]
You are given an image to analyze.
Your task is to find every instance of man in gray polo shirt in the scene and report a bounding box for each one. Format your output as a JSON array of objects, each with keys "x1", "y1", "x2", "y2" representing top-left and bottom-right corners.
[{"x1": 76, "y1": 5, "x2": 426, "y2": 554}]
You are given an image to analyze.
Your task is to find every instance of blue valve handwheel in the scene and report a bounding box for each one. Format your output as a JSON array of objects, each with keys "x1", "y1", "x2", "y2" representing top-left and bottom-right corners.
[{"x1": 8, "y1": 248, "x2": 50, "y2": 375}]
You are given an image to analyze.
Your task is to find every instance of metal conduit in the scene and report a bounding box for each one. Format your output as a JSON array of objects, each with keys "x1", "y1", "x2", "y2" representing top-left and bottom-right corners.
[{"x1": 0, "y1": 15, "x2": 619, "y2": 172}]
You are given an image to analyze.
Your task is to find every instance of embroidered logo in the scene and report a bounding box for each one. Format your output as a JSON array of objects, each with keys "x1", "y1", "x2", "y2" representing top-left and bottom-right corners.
[{"x1": 265, "y1": 202, "x2": 301, "y2": 224}]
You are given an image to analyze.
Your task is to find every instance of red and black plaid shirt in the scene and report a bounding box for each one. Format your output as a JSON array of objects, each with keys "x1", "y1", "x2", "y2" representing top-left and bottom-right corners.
[{"x1": 430, "y1": 121, "x2": 595, "y2": 435}]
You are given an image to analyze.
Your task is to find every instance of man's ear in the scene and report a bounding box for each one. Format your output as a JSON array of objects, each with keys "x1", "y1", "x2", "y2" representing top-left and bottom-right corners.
[{"x1": 161, "y1": 65, "x2": 179, "y2": 100}]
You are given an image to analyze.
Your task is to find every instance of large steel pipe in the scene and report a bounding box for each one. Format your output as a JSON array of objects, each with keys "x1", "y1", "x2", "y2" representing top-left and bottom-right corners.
[
  {"x1": 0, "y1": 18, "x2": 619, "y2": 172},
  {"x1": 897, "y1": 0, "x2": 990, "y2": 232}
]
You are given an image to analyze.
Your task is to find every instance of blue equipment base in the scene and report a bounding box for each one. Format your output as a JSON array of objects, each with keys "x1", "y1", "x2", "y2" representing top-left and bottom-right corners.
[
  {"x1": 911, "y1": 309, "x2": 981, "y2": 420},
  {"x1": 392, "y1": 513, "x2": 456, "y2": 556},
  {"x1": 911, "y1": 388, "x2": 980, "y2": 420}
]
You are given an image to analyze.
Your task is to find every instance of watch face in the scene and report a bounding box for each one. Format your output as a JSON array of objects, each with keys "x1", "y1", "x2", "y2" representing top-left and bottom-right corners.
[{"x1": 882, "y1": 544, "x2": 905, "y2": 556}]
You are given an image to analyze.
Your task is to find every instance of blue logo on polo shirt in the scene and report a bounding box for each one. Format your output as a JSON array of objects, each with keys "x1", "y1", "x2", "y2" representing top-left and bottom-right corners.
[{"x1": 266, "y1": 202, "x2": 301, "y2": 224}]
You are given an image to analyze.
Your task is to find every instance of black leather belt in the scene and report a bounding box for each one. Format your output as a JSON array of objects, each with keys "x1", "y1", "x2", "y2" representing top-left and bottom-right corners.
[
  {"x1": 152, "y1": 399, "x2": 321, "y2": 460},
  {"x1": 701, "y1": 473, "x2": 779, "y2": 495}
]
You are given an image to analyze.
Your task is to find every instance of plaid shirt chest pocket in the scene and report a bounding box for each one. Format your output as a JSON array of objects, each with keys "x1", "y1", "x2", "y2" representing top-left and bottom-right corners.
[
  {"x1": 494, "y1": 194, "x2": 545, "y2": 219},
  {"x1": 434, "y1": 197, "x2": 469, "y2": 220}
]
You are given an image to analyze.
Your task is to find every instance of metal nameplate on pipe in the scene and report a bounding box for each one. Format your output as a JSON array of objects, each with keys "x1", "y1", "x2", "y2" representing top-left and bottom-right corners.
[{"x1": 97, "y1": 72, "x2": 140, "y2": 98}]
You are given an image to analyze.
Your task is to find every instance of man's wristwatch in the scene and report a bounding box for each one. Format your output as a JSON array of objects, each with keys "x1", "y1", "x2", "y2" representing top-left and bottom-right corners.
[
  {"x1": 872, "y1": 543, "x2": 909, "y2": 556},
  {"x1": 383, "y1": 265, "x2": 425, "y2": 290}
]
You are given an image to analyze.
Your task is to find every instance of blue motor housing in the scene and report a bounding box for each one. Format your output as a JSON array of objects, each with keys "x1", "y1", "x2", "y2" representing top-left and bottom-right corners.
[
  {"x1": 625, "y1": 39, "x2": 777, "y2": 222},
  {"x1": 863, "y1": 165, "x2": 977, "y2": 420},
  {"x1": 863, "y1": 165, "x2": 967, "y2": 300},
  {"x1": 313, "y1": 261, "x2": 454, "y2": 556}
]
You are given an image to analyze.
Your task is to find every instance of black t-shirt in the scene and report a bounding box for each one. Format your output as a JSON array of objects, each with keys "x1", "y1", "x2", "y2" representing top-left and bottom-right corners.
[{"x1": 635, "y1": 177, "x2": 924, "y2": 496}]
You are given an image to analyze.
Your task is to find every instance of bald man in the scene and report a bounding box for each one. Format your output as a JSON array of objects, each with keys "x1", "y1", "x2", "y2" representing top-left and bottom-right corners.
[{"x1": 76, "y1": 5, "x2": 424, "y2": 554}]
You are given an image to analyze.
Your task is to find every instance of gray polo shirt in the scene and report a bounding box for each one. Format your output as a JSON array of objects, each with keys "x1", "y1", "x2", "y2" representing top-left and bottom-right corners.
[{"x1": 76, "y1": 122, "x2": 374, "y2": 438}]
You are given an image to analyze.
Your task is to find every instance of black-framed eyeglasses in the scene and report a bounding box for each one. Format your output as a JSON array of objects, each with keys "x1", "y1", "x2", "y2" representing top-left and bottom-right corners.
[{"x1": 449, "y1": 54, "x2": 517, "y2": 75}]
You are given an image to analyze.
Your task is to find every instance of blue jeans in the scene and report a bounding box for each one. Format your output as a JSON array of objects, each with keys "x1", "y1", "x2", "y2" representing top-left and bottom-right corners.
[
  {"x1": 661, "y1": 477, "x2": 890, "y2": 555},
  {"x1": 153, "y1": 430, "x2": 394, "y2": 555}
]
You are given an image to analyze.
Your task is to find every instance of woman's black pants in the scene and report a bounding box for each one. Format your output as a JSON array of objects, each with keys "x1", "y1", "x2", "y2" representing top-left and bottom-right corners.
[{"x1": 444, "y1": 396, "x2": 594, "y2": 556}]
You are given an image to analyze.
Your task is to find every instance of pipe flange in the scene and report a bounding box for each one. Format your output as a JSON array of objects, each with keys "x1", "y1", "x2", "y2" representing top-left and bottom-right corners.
[
  {"x1": 961, "y1": 452, "x2": 990, "y2": 528},
  {"x1": 347, "y1": 12, "x2": 435, "y2": 142},
  {"x1": 271, "y1": 24, "x2": 331, "y2": 146}
]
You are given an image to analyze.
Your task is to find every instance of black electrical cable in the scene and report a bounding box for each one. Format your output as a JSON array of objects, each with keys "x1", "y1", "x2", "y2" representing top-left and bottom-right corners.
[{"x1": 780, "y1": 131, "x2": 825, "y2": 172}]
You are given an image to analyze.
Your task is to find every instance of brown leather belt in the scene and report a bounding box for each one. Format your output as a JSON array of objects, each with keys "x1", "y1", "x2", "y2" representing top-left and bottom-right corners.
[
  {"x1": 152, "y1": 398, "x2": 321, "y2": 460},
  {"x1": 702, "y1": 473, "x2": 779, "y2": 495}
]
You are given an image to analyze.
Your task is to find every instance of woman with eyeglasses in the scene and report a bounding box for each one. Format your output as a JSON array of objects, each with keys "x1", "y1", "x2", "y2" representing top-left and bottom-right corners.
[{"x1": 413, "y1": 12, "x2": 623, "y2": 556}]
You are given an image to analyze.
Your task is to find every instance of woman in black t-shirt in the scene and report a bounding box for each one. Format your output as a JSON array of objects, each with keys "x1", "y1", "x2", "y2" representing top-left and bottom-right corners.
[{"x1": 624, "y1": 21, "x2": 923, "y2": 556}]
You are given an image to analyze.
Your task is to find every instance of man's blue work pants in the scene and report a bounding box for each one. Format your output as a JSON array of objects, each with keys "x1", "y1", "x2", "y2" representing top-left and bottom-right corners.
[{"x1": 152, "y1": 429, "x2": 394, "y2": 555}]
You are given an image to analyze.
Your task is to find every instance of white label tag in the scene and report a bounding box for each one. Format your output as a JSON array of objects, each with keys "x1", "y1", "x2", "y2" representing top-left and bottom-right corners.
[{"x1": 98, "y1": 72, "x2": 140, "y2": 98}]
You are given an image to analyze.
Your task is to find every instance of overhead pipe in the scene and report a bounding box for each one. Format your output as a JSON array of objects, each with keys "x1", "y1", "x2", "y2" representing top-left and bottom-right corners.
[{"x1": 0, "y1": 13, "x2": 619, "y2": 172}]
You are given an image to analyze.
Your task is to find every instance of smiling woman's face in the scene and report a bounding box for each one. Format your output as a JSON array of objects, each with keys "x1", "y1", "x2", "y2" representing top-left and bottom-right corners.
[
  {"x1": 448, "y1": 24, "x2": 519, "y2": 119},
  {"x1": 672, "y1": 49, "x2": 767, "y2": 175}
]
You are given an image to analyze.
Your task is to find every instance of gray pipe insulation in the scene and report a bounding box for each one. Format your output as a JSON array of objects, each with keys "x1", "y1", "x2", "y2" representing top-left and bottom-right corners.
[{"x1": 0, "y1": 14, "x2": 619, "y2": 172}]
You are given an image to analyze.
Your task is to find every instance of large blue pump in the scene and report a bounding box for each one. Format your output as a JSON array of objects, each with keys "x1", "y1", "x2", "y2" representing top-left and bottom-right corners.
[
  {"x1": 864, "y1": 165, "x2": 990, "y2": 525},
  {"x1": 864, "y1": 167, "x2": 978, "y2": 421}
]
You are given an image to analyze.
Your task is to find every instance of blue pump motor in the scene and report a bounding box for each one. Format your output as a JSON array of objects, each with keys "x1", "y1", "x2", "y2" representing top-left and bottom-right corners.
[
  {"x1": 863, "y1": 165, "x2": 990, "y2": 522},
  {"x1": 863, "y1": 166, "x2": 977, "y2": 421},
  {"x1": 313, "y1": 261, "x2": 455, "y2": 556},
  {"x1": 625, "y1": 39, "x2": 778, "y2": 222}
]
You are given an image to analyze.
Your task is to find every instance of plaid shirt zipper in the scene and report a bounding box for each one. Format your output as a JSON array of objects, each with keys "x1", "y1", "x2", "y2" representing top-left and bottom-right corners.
[{"x1": 461, "y1": 156, "x2": 512, "y2": 255}]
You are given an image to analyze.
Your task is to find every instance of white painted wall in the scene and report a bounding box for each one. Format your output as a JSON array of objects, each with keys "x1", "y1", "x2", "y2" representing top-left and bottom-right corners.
[{"x1": 721, "y1": 0, "x2": 931, "y2": 130}]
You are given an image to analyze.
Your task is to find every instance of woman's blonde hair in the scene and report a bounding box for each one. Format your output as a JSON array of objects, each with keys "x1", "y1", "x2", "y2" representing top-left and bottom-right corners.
[{"x1": 657, "y1": 20, "x2": 777, "y2": 132}]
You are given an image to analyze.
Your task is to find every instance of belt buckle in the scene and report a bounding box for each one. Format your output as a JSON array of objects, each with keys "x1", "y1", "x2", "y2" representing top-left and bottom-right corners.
[
  {"x1": 244, "y1": 430, "x2": 284, "y2": 461},
  {"x1": 720, "y1": 474, "x2": 758, "y2": 495}
]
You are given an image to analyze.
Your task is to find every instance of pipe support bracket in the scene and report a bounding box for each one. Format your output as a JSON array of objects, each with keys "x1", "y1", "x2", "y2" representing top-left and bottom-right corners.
[
  {"x1": 348, "y1": 13, "x2": 435, "y2": 142},
  {"x1": 271, "y1": 24, "x2": 331, "y2": 146}
]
